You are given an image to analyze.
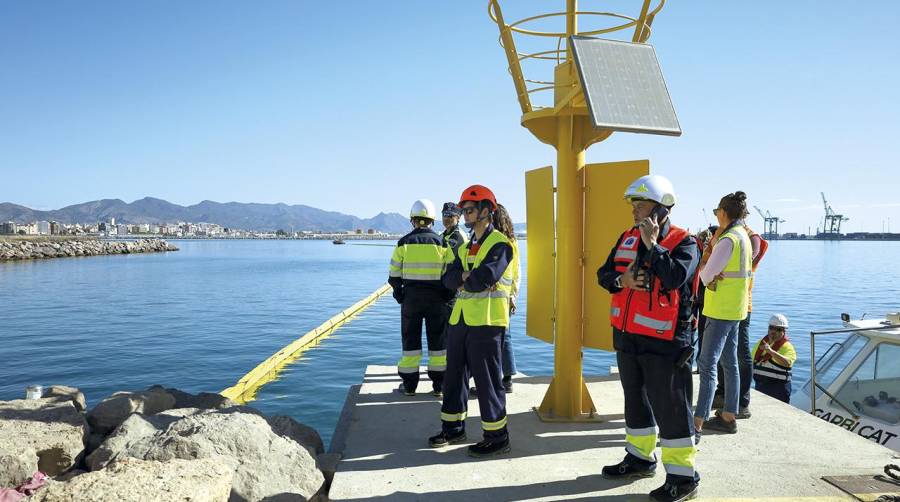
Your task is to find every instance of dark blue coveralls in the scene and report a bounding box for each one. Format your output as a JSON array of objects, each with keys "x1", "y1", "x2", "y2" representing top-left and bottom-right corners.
[
  {"x1": 597, "y1": 221, "x2": 701, "y2": 485},
  {"x1": 388, "y1": 227, "x2": 454, "y2": 393},
  {"x1": 440, "y1": 226, "x2": 513, "y2": 441}
]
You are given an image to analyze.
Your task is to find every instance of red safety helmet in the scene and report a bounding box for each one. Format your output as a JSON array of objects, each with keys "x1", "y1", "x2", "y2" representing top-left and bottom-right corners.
[{"x1": 458, "y1": 185, "x2": 497, "y2": 211}]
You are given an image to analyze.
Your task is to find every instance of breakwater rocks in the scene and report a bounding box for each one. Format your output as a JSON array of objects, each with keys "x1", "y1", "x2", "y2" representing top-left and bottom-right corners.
[
  {"x1": 0, "y1": 386, "x2": 330, "y2": 501},
  {"x1": 0, "y1": 238, "x2": 178, "y2": 261}
]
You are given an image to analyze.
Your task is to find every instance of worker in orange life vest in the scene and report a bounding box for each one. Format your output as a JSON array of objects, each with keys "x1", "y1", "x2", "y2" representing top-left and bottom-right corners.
[{"x1": 596, "y1": 174, "x2": 701, "y2": 502}]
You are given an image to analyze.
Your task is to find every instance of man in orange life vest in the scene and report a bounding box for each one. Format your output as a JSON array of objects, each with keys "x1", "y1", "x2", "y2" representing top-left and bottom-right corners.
[{"x1": 597, "y1": 174, "x2": 701, "y2": 502}]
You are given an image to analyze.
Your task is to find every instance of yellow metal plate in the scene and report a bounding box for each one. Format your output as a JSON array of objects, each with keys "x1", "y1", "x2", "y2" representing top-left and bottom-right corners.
[
  {"x1": 525, "y1": 166, "x2": 555, "y2": 344},
  {"x1": 582, "y1": 160, "x2": 649, "y2": 351}
]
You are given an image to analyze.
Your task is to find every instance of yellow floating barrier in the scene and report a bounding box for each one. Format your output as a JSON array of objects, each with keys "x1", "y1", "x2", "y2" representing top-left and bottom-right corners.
[{"x1": 221, "y1": 283, "x2": 392, "y2": 403}]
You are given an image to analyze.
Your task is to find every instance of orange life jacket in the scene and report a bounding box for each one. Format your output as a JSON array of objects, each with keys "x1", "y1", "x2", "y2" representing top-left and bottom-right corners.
[
  {"x1": 745, "y1": 225, "x2": 768, "y2": 272},
  {"x1": 609, "y1": 225, "x2": 694, "y2": 341}
]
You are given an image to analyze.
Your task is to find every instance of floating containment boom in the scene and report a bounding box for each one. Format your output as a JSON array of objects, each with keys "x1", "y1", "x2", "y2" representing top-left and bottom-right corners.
[{"x1": 221, "y1": 284, "x2": 391, "y2": 403}]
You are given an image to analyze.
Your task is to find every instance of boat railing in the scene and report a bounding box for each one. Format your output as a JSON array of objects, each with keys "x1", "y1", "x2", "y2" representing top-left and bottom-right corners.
[{"x1": 809, "y1": 322, "x2": 900, "y2": 419}]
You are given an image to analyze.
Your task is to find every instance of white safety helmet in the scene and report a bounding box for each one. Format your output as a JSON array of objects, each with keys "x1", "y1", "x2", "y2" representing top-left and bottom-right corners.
[
  {"x1": 768, "y1": 314, "x2": 789, "y2": 328},
  {"x1": 409, "y1": 199, "x2": 437, "y2": 221},
  {"x1": 624, "y1": 174, "x2": 677, "y2": 207}
]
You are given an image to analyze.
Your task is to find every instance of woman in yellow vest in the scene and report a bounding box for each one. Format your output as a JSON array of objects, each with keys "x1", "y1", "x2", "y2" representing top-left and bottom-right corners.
[
  {"x1": 428, "y1": 185, "x2": 514, "y2": 458},
  {"x1": 695, "y1": 191, "x2": 752, "y2": 435}
]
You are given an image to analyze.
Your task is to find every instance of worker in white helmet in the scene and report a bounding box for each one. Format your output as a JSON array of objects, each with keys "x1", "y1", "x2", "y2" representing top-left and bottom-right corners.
[
  {"x1": 750, "y1": 314, "x2": 796, "y2": 403},
  {"x1": 388, "y1": 199, "x2": 452, "y2": 396},
  {"x1": 596, "y1": 174, "x2": 702, "y2": 502}
]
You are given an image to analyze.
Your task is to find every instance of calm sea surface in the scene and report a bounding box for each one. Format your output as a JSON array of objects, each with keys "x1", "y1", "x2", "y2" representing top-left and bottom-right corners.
[{"x1": 2, "y1": 239, "x2": 898, "y2": 446}]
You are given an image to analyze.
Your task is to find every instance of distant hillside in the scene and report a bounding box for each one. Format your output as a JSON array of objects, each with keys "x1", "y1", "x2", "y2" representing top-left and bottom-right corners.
[{"x1": 0, "y1": 197, "x2": 411, "y2": 234}]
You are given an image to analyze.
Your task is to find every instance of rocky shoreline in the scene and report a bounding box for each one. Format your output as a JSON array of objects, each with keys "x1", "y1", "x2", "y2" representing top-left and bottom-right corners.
[
  {"x1": 0, "y1": 386, "x2": 334, "y2": 501},
  {"x1": 0, "y1": 238, "x2": 177, "y2": 261}
]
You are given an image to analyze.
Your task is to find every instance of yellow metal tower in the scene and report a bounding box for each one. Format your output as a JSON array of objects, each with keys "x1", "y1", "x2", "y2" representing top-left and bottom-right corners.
[{"x1": 488, "y1": 0, "x2": 672, "y2": 421}]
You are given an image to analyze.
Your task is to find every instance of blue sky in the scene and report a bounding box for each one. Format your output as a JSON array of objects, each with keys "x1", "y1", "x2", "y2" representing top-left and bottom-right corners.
[{"x1": 2, "y1": 1, "x2": 899, "y2": 233}]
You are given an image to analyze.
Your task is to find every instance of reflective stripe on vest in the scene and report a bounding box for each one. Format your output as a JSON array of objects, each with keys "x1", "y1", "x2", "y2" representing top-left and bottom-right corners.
[
  {"x1": 609, "y1": 225, "x2": 690, "y2": 341},
  {"x1": 753, "y1": 360, "x2": 791, "y2": 381},
  {"x1": 702, "y1": 225, "x2": 752, "y2": 321},
  {"x1": 390, "y1": 242, "x2": 448, "y2": 282},
  {"x1": 449, "y1": 229, "x2": 513, "y2": 327}
]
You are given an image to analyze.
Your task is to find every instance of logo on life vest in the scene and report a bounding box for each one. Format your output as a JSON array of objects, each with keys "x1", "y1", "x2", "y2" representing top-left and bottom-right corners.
[{"x1": 622, "y1": 236, "x2": 639, "y2": 248}]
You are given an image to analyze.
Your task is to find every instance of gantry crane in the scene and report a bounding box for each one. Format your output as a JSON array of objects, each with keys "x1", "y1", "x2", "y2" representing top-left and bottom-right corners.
[
  {"x1": 821, "y1": 192, "x2": 848, "y2": 237},
  {"x1": 754, "y1": 205, "x2": 784, "y2": 239}
]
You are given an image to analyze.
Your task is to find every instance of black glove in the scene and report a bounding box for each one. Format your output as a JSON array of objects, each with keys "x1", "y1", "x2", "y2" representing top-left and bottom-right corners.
[{"x1": 392, "y1": 288, "x2": 404, "y2": 304}]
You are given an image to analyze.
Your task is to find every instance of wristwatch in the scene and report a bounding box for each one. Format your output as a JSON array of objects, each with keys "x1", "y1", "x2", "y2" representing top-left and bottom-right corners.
[{"x1": 614, "y1": 274, "x2": 623, "y2": 289}]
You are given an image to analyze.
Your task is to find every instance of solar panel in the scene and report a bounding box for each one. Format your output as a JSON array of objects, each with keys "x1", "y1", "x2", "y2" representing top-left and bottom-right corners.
[{"x1": 570, "y1": 36, "x2": 681, "y2": 136}]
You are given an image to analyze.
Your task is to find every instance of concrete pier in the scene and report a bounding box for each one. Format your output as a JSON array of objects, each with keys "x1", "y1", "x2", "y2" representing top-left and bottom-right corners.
[{"x1": 329, "y1": 365, "x2": 896, "y2": 501}]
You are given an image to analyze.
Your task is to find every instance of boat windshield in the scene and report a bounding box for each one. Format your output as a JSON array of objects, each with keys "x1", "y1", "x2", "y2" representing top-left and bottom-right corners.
[
  {"x1": 803, "y1": 333, "x2": 869, "y2": 395},
  {"x1": 833, "y1": 341, "x2": 900, "y2": 425}
]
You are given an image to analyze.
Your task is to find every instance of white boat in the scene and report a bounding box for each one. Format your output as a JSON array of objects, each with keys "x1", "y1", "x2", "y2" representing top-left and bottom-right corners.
[{"x1": 798, "y1": 312, "x2": 900, "y2": 451}]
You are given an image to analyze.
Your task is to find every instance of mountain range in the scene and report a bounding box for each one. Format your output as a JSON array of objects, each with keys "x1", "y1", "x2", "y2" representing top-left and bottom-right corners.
[{"x1": 0, "y1": 198, "x2": 412, "y2": 234}]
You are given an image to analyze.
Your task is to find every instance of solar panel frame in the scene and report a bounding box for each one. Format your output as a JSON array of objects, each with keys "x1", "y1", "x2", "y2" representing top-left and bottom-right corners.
[{"x1": 570, "y1": 36, "x2": 682, "y2": 137}]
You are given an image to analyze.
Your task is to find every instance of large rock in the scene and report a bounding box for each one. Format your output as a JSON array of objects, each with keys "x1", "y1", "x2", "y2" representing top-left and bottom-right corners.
[
  {"x1": 149, "y1": 386, "x2": 238, "y2": 411},
  {"x1": 0, "y1": 447, "x2": 38, "y2": 488},
  {"x1": 267, "y1": 415, "x2": 325, "y2": 457},
  {"x1": 87, "y1": 409, "x2": 193, "y2": 471},
  {"x1": 86, "y1": 388, "x2": 175, "y2": 434},
  {"x1": 43, "y1": 385, "x2": 87, "y2": 413},
  {"x1": 89, "y1": 408, "x2": 324, "y2": 501},
  {"x1": 0, "y1": 399, "x2": 87, "y2": 482},
  {"x1": 31, "y1": 457, "x2": 234, "y2": 502}
]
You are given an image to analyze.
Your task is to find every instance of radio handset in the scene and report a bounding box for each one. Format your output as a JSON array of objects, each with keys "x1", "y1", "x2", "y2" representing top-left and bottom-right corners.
[{"x1": 632, "y1": 205, "x2": 669, "y2": 286}]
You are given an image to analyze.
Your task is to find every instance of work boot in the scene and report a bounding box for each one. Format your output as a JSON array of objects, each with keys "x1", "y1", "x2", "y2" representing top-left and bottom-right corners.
[
  {"x1": 703, "y1": 415, "x2": 737, "y2": 434},
  {"x1": 428, "y1": 430, "x2": 466, "y2": 448},
  {"x1": 601, "y1": 457, "x2": 657, "y2": 480},
  {"x1": 431, "y1": 388, "x2": 443, "y2": 398},
  {"x1": 502, "y1": 376, "x2": 513, "y2": 393},
  {"x1": 467, "y1": 437, "x2": 510, "y2": 458},
  {"x1": 715, "y1": 407, "x2": 751, "y2": 420},
  {"x1": 396, "y1": 384, "x2": 415, "y2": 396},
  {"x1": 649, "y1": 481, "x2": 698, "y2": 502},
  {"x1": 469, "y1": 386, "x2": 478, "y2": 397}
]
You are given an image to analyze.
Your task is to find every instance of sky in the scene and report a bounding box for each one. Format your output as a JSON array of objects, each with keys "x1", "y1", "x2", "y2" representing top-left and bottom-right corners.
[{"x1": 2, "y1": 1, "x2": 899, "y2": 233}]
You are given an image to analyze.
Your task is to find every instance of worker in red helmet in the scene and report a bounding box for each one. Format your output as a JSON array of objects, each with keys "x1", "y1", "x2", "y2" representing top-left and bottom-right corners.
[{"x1": 428, "y1": 184, "x2": 514, "y2": 458}]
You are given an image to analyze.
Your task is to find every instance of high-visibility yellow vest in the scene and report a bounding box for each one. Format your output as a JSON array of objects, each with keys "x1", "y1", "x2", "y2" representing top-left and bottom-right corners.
[
  {"x1": 703, "y1": 225, "x2": 752, "y2": 321},
  {"x1": 449, "y1": 230, "x2": 513, "y2": 327},
  {"x1": 508, "y1": 239, "x2": 521, "y2": 298}
]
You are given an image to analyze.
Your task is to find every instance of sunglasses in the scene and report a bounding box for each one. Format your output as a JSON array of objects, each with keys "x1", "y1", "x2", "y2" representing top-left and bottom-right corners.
[
  {"x1": 768, "y1": 326, "x2": 785, "y2": 332},
  {"x1": 712, "y1": 208, "x2": 722, "y2": 216},
  {"x1": 462, "y1": 206, "x2": 480, "y2": 215}
]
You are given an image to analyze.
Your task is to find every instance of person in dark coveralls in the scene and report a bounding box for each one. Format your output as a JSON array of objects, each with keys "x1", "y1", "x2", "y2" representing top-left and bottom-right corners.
[
  {"x1": 428, "y1": 184, "x2": 514, "y2": 458},
  {"x1": 597, "y1": 174, "x2": 701, "y2": 502},
  {"x1": 441, "y1": 202, "x2": 469, "y2": 250},
  {"x1": 388, "y1": 198, "x2": 451, "y2": 397}
]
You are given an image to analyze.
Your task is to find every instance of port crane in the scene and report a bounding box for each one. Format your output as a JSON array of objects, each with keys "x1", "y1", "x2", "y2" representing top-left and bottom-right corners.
[
  {"x1": 754, "y1": 205, "x2": 784, "y2": 239},
  {"x1": 821, "y1": 192, "x2": 849, "y2": 236}
]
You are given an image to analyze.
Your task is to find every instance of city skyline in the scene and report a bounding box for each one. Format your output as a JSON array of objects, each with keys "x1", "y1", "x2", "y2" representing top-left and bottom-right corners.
[{"x1": 2, "y1": 2, "x2": 899, "y2": 233}]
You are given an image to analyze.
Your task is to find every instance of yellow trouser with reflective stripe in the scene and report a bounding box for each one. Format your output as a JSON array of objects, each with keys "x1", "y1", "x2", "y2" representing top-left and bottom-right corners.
[
  {"x1": 660, "y1": 437, "x2": 696, "y2": 477},
  {"x1": 398, "y1": 350, "x2": 422, "y2": 374},
  {"x1": 625, "y1": 426, "x2": 658, "y2": 462}
]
